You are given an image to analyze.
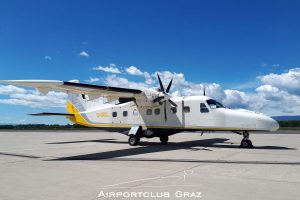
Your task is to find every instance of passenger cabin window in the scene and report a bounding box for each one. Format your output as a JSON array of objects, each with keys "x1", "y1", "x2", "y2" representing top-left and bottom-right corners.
[
  {"x1": 146, "y1": 109, "x2": 152, "y2": 115},
  {"x1": 183, "y1": 106, "x2": 190, "y2": 113},
  {"x1": 123, "y1": 111, "x2": 128, "y2": 117},
  {"x1": 206, "y1": 99, "x2": 224, "y2": 109},
  {"x1": 200, "y1": 103, "x2": 209, "y2": 113},
  {"x1": 112, "y1": 112, "x2": 117, "y2": 117},
  {"x1": 170, "y1": 107, "x2": 177, "y2": 114},
  {"x1": 154, "y1": 108, "x2": 160, "y2": 115}
]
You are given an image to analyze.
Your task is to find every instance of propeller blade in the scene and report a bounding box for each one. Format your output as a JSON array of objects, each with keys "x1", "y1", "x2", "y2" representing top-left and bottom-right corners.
[
  {"x1": 157, "y1": 73, "x2": 165, "y2": 93},
  {"x1": 203, "y1": 87, "x2": 206, "y2": 96},
  {"x1": 166, "y1": 78, "x2": 173, "y2": 93},
  {"x1": 164, "y1": 101, "x2": 167, "y2": 122},
  {"x1": 168, "y1": 99, "x2": 177, "y2": 107},
  {"x1": 153, "y1": 96, "x2": 164, "y2": 103}
]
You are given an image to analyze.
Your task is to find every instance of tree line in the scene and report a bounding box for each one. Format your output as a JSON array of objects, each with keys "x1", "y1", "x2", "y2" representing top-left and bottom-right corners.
[
  {"x1": 0, "y1": 124, "x2": 90, "y2": 130},
  {"x1": 278, "y1": 120, "x2": 300, "y2": 127}
]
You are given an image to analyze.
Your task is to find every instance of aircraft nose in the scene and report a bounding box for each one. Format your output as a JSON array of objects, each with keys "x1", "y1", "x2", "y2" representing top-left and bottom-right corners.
[
  {"x1": 266, "y1": 117, "x2": 279, "y2": 131},
  {"x1": 256, "y1": 114, "x2": 279, "y2": 131},
  {"x1": 270, "y1": 118, "x2": 279, "y2": 131}
]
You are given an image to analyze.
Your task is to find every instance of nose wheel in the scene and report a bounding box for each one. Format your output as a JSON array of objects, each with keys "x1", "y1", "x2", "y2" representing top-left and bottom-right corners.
[
  {"x1": 240, "y1": 131, "x2": 253, "y2": 148},
  {"x1": 128, "y1": 135, "x2": 140, "y2": 146}
]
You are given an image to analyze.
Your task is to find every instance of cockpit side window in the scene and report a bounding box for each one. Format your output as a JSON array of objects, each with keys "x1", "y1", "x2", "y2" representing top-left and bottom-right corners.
[
  {"x1": 206, "y1": 99, "x2": 224, "y2": 108},
  {"x1": 200, "y1": 103, "x2": 209, "y2": 113}
]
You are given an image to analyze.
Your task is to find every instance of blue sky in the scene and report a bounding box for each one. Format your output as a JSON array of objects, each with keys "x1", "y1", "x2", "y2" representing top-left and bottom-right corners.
[{"x1": 1, "y1": 0, "x2": 300, "y2": 124}]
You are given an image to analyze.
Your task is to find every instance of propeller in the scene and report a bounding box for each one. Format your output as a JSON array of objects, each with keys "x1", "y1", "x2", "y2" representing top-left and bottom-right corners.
[
  {"x1": 203, "y1": 86, "x2": 206, "y2": 96},
  {"x1": 153, "y1": 73, "x2": 177, "y2": 122}
]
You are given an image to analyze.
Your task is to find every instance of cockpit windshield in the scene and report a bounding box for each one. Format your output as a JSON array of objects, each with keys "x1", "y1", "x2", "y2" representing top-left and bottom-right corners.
[{"x1": 206, "y1": 99, "x2": 224, "y2": 108}]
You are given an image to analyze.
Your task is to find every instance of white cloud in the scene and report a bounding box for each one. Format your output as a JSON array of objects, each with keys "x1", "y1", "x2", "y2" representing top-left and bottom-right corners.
[
  {"x1": 0, "y1": 85, "x2": 67, "y2": 108},
  {"x1": 0, "y1": 85, "x2": 27, "y2": 94},
  {"x1": 151, "y1": 71, "x2": 224, "y2": 99},
  {"x1": 256, "y1": 85, "x2": 279, "y2": 93},
  {"x1": 126, "y1": 66, "x2": 143, "y2": 76},
  {"x1": 79, "y1": 51, "x2": 90, "y2": 57},
  {"x1": 258, "y1": 68, "x2": 300, "y2": 95},
  {"x1": 44, "y1": 56, "x2": 52, "y2": 60},
  {"x1": 254, "y1": 85, "x2": 300, "y2": 114},
  {"x1": 223, "y1": 90, "x2": 250, "y2": 109},
  {"x1": 125, "y1": 66, "x2": 155, "y2": 84},
  {"x1": 144, "y1": 72, "x2": 155, "y2": 85},
  {"x1": 181, "y1": 83, "x2": 225, "y2": 100},
  {"x1": 104, "y1": 75, "x2": 149, "y2": 90},
  {"x1": 93, "y1": 64, "x2": 121, "y2": 74},
  {"x1": 152, "y1": 71, "x2": 189, "y2": 90},
  {"x1": 86, "y1": 77, "x2": 100, "y2": 83}
]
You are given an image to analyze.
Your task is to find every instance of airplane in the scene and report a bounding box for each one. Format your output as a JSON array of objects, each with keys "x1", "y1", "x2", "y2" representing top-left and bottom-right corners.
[{"x1": 0, "y1": 74, "x2": 279, "y2": 148}]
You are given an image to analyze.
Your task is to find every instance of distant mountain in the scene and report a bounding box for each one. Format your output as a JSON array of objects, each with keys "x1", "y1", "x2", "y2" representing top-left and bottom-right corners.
[{"x1": 272, "y1": 115, "x2": 300, "y2": 121}]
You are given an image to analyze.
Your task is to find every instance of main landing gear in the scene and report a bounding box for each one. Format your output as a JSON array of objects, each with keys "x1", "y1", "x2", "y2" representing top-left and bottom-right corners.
[
  {"x1": 159, "y1": 136, "x2": 169, "y2": 144},
  {"x1": 128, "y1": 135, "x2": 170, "y2": 146},
  {"x1": 128, "y1": 126, "x2": 171, "y2": 146},
  {"x1": 240, "y1": 131, "x2": 253, "y2": 148}
]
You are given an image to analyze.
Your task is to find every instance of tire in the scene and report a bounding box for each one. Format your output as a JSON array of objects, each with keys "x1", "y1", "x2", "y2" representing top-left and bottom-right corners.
[
  {"x1": 159, "y1": 136, "x2": 169, "y2": 144},
  {"x1": 240, "y1": 139, "x2": 253, "y2": 148},
  {"x1": 128, "y1": 135, "x2": 140, "y2": 146}
]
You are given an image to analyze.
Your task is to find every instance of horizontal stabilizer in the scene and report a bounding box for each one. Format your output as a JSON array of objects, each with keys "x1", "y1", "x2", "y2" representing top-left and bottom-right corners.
[{"x1": 29, "y1": 112, "x2": 74, "y2": 117}]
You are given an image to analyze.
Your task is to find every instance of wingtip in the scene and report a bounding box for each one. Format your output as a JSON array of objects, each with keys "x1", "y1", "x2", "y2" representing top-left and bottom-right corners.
[
  {"x1": 0, "y1": 80, "x2": 14, "y2": 84},
  {"x1": 0, "y1": 80, "x2": 64, "y2": 86}
]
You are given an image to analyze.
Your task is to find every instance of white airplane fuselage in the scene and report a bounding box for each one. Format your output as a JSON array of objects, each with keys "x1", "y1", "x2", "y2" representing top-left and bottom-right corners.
[{"x1": 71, "y1": 95, "x2": 279, "y2": 135}]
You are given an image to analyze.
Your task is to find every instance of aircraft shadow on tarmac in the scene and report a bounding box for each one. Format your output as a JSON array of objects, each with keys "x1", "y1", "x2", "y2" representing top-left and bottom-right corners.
[{"x1": 47, "y1": 138, "x2": 299, "y2": 165}]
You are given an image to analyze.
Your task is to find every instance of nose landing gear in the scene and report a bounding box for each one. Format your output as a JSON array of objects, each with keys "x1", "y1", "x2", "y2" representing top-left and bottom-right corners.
[
  {"x1": 128, "y1": 135, "x2": 140, "y2": 146},
  {"x1": 240, "y1": 131, "x2": 253, "y2": 148},
  {"x1": 128, "y1": 125, "x2": 142, "y2": 146}
]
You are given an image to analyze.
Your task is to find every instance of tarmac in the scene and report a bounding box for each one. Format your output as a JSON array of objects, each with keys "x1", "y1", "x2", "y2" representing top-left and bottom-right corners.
[{"x1": 0, "y1": 130, "x2": 299, "y2": 200}]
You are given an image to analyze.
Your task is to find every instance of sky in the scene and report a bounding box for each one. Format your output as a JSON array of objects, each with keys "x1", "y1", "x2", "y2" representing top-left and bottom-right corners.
[{"x1": 0, "y1": 0, "x2": 300, "y2": 124}]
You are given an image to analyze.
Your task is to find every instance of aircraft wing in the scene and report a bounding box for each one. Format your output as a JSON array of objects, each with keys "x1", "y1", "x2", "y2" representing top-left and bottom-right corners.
[{"x1": 0, "y1": 80, "x2": 143, "y2": 99}]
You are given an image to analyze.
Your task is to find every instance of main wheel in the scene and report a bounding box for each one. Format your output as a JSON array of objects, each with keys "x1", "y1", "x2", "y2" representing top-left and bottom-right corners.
[
  {"x1": 128, "y1": 135, "x2": 140, "y2": 146},
  {"x1": 240, "y1": 139, "x2": 253, "y2": 148},
  {"x1": 159, "y1": 136, "x2": 169, "y2": 144}
]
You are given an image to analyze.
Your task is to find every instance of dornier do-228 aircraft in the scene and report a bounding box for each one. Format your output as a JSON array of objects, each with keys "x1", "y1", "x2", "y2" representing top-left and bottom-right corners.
[{"x1": 0, "y1": 74, "x2": 279, "y2": 148}]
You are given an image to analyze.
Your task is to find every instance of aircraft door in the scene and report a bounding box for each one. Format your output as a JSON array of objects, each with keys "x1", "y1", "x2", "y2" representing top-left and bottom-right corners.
[
  {"x1": 111, "y1": 107, "x2": 122, "y2": 124},
  {"x1": 166, "y1": 101, "x2": 183, "y2": 127},
  {"x1": 183, "y1": 100, "x2": 213, "y2": 127},
  {"x1": 112, "y1": 106, "x2": 141, "y2": 125}
]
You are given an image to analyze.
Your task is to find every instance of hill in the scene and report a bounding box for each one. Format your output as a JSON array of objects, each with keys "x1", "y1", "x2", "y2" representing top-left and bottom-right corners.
[{"x1": 272, "y1": 115, "x2": 300, "y2": 121}]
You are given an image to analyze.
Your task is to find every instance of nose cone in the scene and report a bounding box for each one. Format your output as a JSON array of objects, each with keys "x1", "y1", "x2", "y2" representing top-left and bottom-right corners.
[
  {"x1": 269, "y1": 118, "x2": 279, "y2": 131},
  {"x1": 260, "y1": 116, "x2": 279, "y2": 131},
  {"x1": 252, "y1": 113, "x2": 279, "y2": 131}
]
